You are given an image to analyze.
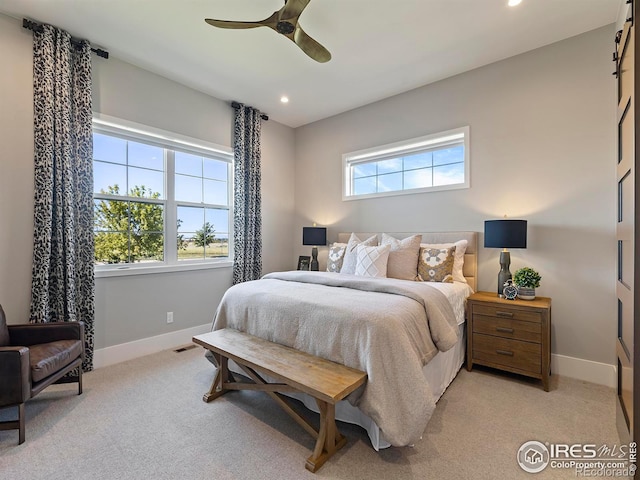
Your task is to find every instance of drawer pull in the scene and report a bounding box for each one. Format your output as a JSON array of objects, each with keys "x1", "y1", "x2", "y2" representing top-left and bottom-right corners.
[
  {"x1": 496, "y1": 327, "x2": 514, "y2": 333},
  {"x1": 496, "y1": 311, "x2": 514, "y2": 318},
  {"x1": 496, "y1": 350, "x2": 514, "y2": 356}
]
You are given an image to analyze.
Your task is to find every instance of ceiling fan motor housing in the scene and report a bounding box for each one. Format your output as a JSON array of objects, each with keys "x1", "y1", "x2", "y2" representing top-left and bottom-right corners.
[{"x1": 276, "y1": 21, "x2": 295, "y2": 35}]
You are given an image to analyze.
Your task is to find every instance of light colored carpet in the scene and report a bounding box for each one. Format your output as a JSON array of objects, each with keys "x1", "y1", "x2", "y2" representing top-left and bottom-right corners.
[{"x1": 0, "y1": 346, "x2": 618, "y2": 479}]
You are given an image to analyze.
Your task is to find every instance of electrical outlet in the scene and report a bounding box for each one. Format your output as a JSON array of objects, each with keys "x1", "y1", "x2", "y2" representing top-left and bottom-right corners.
[{"x1": 166, "y1": 311, "x2": 174, "y2": 324}]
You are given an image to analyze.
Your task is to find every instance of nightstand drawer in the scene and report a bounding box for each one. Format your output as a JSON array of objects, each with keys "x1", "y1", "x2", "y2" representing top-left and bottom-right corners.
[
  {"x1": 472, "y1": 315, "x2": 541, "y2": 343},
  {"x1": 472, "y1": 304, "x2": 542, "y2": 324},
  {"x1": 472, "y1": 334, "x2": 541, "y2": 374}
]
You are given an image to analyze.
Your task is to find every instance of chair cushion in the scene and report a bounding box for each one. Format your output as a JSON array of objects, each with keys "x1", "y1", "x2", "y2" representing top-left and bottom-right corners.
[
  {"x1": 0, "y1": 305, "x2": 9, "y2": 347},
  {"x1": 29, "y1": 340, "x2": 83, "y2": 383}
]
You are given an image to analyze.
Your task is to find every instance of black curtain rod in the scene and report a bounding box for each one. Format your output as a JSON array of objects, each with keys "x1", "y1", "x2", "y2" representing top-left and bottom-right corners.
[
  {"x1": 231, "y1": 101, "x2": 269, "y2": 121},
  {"x1": 23, "y1": 18, "x2": 109, "y2": 59}
]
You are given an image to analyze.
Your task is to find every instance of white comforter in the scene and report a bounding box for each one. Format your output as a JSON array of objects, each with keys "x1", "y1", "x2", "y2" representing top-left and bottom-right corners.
[{"x1": 211, "y1": 271, "x2": 459, "y2": 446}]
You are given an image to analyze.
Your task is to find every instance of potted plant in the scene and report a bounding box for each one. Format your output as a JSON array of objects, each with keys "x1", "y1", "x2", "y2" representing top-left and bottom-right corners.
[{"x1": 513, "y1": 267, "x2": 541, "y2": 300}]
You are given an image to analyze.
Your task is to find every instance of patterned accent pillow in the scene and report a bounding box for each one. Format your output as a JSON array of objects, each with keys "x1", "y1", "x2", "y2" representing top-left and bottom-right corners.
[
  {"x1": 417, "y1": 246, "x2": 456, "y2": 283},
  {"x1": 341, "y1": 233, "x2": 378, "y2": 275},
  {"x1": 420, "y1": 239, "x2": 468, "y2": 283},
  {"x1": 355, "y1": 244, "x2": 391, "y2": 278},
  {"x1": 0, "y1": 305, "x2": 9, "y2": 347},
  {"x1": 326, "y1": 242, "x2": 347, "y2": 272},
  {"x1": 381, "y1": 233, "x2": 421, "y2": 281}
]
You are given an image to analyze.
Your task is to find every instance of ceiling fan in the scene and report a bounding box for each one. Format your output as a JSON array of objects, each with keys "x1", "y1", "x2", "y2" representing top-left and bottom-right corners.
[{"x1": 205, "y1": 0, "x2": 331, "y2": 63}]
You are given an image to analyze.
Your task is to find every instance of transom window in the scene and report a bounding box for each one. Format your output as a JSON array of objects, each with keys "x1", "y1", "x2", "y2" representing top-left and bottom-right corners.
[
  {"x1": 343, "y1": 126, "x2": 469, "y2": 200},
  {"x1": 92, "y1": 115, "x2": 233, "y2": 273}
]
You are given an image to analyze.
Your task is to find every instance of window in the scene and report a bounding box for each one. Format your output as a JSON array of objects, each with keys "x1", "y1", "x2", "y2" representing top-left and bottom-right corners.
[
  {"x1": 342, "y1": 126, "x2": 469, "y2": 200},
  {"x1": 175, "y1": 151, "x2": 230, "y2": 261},
  {"x1": 92, "y1": 115, "x2": 233, "y2": 274}
]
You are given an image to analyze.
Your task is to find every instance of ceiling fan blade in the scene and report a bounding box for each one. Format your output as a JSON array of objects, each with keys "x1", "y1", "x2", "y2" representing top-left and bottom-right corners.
[
  {"x1": 205, "y1": 19, "x2": 267, "y2": 29},
  {"x1": 280, "y1": 0, "x2": 311, "y2": 21},
  {"x1": 293, "y1": 26, "x2": 331, "y2": 63}
]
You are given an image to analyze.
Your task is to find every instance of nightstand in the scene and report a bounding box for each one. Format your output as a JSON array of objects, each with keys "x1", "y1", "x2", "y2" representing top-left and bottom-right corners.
[{"x1": 466, "y1": 291, "x2": 551, "y2": 391}]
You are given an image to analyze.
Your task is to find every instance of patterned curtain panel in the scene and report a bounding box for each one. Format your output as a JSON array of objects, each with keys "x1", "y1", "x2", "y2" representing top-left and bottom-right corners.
[
  {"x1": 30, "y1": 25, "x2": 95, "y2": 371},
  {"x1": 232, "y1": 104, "x2": 263, "y2": 284}
]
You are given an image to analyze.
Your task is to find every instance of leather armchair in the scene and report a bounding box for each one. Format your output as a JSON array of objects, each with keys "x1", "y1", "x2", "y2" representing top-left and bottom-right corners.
[{"x1": 0, "y1": 304, "x2": 84, "y2": 444}]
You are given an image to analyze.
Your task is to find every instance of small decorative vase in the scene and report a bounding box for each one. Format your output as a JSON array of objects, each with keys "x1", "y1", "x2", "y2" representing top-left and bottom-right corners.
[{"x1": 518, "y1": 287, "x2": 536, "y2": 300}]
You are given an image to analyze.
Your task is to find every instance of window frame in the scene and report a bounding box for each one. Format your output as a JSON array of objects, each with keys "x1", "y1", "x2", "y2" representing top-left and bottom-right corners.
[
  {"x1": 92, "y1": 113, "x2": 234, "y2": 277},
  {"x1": 342, "y1": 126, "x2": 470, "y2": 201}
]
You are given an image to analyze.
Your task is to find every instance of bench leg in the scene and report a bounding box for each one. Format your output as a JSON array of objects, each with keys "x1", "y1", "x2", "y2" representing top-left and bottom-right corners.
[
  {"x1": 305, "y1": 400, "x2": 346, "y2": 473},
  {"x1": 203, "y1": 353, "x2": 230, "y2": 402},
  {"x1": 199, "y1": 348, "x2": 351, "y2": 473}
]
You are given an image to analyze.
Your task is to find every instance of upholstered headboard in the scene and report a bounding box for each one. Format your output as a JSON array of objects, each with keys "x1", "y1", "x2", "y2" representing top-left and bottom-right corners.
[{"x1": 337, "y1": 231, "x2": 478, "y2": 292}]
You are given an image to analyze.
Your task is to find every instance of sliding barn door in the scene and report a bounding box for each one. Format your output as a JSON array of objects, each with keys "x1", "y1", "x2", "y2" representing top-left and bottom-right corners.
[{"x1": 616, "y1": 0, "x2": 640, "y2": 448}]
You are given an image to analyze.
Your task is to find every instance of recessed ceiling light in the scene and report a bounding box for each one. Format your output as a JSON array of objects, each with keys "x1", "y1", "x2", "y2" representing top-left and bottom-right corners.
[
  {"x1": 508, "y1": 0, "x2": 522, "y2": 6},
  {"x1": 280, "y1": 96, "x2": 289, "y2": 103}
]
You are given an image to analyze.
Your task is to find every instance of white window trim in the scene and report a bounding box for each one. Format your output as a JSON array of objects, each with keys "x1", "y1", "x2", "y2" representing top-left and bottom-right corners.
[
  {"x1": 342, "y1": 126, "x2": 470, "y2": 201},
  {"x1": 92, "y1": 114, "x2": 234, "y2": 277}
]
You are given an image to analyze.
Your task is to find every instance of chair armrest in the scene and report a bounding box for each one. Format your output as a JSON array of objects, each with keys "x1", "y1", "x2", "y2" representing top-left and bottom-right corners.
[
  {"x1": 0, "y1": 347, "x2": 31, "y2": 405},
  {"x1": 8, "y1": 322, "x2": 84, "y2": 347}
]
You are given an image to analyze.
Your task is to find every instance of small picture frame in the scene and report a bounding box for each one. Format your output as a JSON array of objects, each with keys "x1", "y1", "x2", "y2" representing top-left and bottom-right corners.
[{"x1": 297, "y1": 255, "x2": 311, "y2": 271}]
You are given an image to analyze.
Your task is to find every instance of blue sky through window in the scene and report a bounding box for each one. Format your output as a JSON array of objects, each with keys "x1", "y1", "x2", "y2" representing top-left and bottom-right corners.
[
  {"x1": 350, "y1": 143, "x2": 464, "y2": 195},
  {"x1": 93, "y1": 133, "x2": 229, "y2": 206},
  {"x1": 177, "y1": 206, "x2": 229, "y2": 234}
]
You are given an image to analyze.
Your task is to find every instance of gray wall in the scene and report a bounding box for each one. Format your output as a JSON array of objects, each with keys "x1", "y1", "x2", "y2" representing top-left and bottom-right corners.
[
  {"x1": 293, "y1": 26, "x2": 616, "y2": 365},
  {"x1": 0, "y1": 15, "x2": 34, "y2": 324},
  {"x1": 0, "y1": 13, "x2": 295, "y2": 349},
  {"x1": 0, "y1": 10, "x2": 617, "y2": 367}
]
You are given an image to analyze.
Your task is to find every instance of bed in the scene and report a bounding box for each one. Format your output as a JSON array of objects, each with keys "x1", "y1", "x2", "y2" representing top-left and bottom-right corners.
[{"x1": 208, "y1": 231, "x2": 477, "y2": 450}]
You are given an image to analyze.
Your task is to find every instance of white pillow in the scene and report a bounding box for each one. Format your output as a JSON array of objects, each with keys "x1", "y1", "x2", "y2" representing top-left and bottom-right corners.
[
  {"x1": 355, "y1": 244, "x2": 391, "y2": 278},
  {"x1": 380, "y1": 233, "x2": 421, "y2": 281},
  {"x1": 341, "y1": 233, "x2": 378, "y2": 275},
  {"x1": 420, "y1": 239, "x2": 468, "y2": 283}
]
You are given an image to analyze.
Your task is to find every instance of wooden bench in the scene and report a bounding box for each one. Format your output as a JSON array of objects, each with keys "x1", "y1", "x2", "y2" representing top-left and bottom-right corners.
[{"x1": 192, "y1": 328, "x2": 367, "y2": 473}]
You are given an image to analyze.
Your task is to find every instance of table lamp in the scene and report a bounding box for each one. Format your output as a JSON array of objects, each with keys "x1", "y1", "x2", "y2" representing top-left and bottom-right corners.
[
  {"x1": 302, "y1": 226, "x2": 327, "y2": 271},
  {"x1": 484, "y1": 219, "x2": 527, "y2": 296}
]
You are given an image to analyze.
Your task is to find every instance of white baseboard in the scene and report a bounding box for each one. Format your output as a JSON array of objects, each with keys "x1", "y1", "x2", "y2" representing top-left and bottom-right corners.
[
  {"x1": 552, "y1": 353, "x2": 616, "y2": 388},
  {"x1": 93, "y1": 323, "x2": 211, "y2": 369}
]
